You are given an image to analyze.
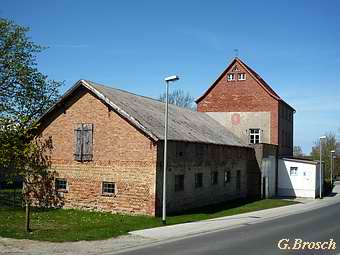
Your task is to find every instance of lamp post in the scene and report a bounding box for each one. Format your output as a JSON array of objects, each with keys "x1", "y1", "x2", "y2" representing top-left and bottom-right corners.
[
  {"x1": 162, "y1": 75, "x2": 179, "y2": 225},
  {"x1": 331, "y1": 150, "x2": 335, "y2": 186},
  {"x1": 319, "y1": 136, "x2": 326, "y2": 198}
]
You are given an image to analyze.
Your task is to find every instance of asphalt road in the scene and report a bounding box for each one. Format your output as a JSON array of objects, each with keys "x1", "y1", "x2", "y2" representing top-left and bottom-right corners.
[{"x1": 118, "y1": 201, "x2": 340, "y2": 255}]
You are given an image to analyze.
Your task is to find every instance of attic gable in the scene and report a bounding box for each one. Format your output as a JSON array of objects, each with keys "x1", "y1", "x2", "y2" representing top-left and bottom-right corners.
[{"x1": 196, "y1": 58, "x2": 289, "y2": 107}]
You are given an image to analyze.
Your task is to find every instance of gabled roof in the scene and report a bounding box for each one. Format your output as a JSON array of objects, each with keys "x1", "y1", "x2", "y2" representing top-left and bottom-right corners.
[
  {"x1": 196, "y1": 58, "x2": 295, "y2": 111},
  {"x1": 39, "y1": 80, "x2": 248, "y2": 147}
]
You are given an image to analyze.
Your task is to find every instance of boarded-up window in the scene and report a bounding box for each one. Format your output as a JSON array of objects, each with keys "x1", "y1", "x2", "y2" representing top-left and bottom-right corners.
[
  {"x1": 195, "y1": 173, "x2": 203, "y2": 188},
  {"x1": 175, "y1": 174, "x2": 184, "y2": 192},
  {"x1": 211, "y1": 171, "x2": 218, "y2": 185},
  {"x1": 74, "y1": 123, "x2": 93, "y2": 161}
]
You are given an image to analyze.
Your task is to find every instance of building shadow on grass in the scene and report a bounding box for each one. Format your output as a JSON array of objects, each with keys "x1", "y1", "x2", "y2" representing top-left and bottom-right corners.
[{"x1": 168, "y1": 198, "x2": 261, "y2": 217}]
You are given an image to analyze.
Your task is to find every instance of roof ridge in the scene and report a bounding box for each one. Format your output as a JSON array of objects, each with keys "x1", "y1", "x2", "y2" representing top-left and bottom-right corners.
[
  {"x1": 84, "y1": 80, "x2": 164, "y2": 103},
  {"x1": 85, "y1": 79, "x2": 197, "y2": 113}
]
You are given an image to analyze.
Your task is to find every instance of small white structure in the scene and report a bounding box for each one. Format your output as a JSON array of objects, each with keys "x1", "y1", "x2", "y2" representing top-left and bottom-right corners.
[
  {"x1": 278, "y1": 158, "x2": 322, "y2": 198},
  {"x1": 261, "y1": 155, "x2": 277, "y2": 198}
]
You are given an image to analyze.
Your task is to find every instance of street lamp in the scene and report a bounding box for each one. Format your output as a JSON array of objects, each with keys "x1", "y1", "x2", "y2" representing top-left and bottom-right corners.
[
  {"x1": 331, "y1": 150, "x2": 336, "y2": 186},
  {"x1": 319, "y1": 136, "x2": 326, "y2": 198},
  {"x1": 162, "y1": 75, "x2": 179, "y2": 225}
]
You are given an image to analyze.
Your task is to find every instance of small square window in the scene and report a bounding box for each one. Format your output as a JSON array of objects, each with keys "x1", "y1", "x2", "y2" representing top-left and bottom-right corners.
[
  {"x1": 224, "y1": 170, "x2": 231, "y2": 184},
  {"x1": 195, "y1": 173, "x2": 203, "y2": 188},
  {"x1": 290, "y1": 167, "x2": 298, "y2": 176},
  {"x1": 227, "y1": 73, "x2": 235, "y2": 81},
  {"x1": 249, "y1": 129, "x2": 261, "y2": 144},
  {"x1": 102, "y1": 182, "x2": 115, "y2": 195},
  {"x1": 175, "y1": 175, "x2": 184, "y2": 192},
  {"x1": 238, "y1": 73, "x2": 246, "y2": 80},
  {"x1": 55, "y1": 178, "x2": 67, "y2": 191},
  {"x1": 211, "y1": 171, "x2": 218, "y2": 185}
]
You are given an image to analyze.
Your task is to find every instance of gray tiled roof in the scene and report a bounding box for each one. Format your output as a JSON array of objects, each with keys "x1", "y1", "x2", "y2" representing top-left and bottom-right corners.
[{"x1": 84, "y1": 80, "x2": 247, "y2": 147}]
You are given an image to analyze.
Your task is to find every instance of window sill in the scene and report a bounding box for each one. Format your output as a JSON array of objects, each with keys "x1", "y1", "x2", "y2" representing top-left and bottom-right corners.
[
  {"x1": 101, "y1": 193, "x2": 115, "y2": 197},
  {"x1": 56, "y1": 189, "x2": 68, "y2": 193}
]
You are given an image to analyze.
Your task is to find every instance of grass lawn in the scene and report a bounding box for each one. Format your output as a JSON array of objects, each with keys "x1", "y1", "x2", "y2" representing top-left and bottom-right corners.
[{"x1": 0, "y1": 198, "x2": 297, "y2": 242}]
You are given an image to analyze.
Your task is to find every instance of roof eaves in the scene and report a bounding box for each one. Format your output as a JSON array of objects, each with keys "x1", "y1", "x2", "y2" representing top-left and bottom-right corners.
[
  {"x1": 280, "y1": 99, "x2": 296, "y2": 113},
  {"x1": 36, "y1": 80, "x2": 84, "y2": 125},
  {"x1": 164, "y1": 138, "x2": 251, "y2": 148},
  {"x1": 281, "y1": 157, "x2": 319, "y2": 165}
]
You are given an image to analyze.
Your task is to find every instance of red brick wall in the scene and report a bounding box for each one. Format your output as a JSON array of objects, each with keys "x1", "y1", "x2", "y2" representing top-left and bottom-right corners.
[
  {"x1": 197, "y1": 63, "x2": 279, "y2": 145},
  {"x1": 40, "y1": 87, "x2": 158, "y2": 215}
]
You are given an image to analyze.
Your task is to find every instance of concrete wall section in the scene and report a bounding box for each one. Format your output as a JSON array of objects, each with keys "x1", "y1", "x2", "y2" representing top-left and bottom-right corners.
[
  {"x1": 155, "y1": 141, "x2": 261, "y2": 214},
  {"x1": 206, "y1": 111, "x2": 271, "y2": 145},
  {"x1": 254, "y1": 143, "x2": 278, "y2": 198}
]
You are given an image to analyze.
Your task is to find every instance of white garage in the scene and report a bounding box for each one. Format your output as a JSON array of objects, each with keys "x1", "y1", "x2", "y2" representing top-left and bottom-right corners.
[{"x1": 278, "y1": 158, "x2": 323, "y2": 198}]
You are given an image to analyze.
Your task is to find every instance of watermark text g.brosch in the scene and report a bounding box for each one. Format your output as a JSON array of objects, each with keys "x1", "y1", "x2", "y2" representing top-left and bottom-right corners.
[{"x1": 278, "y1": 239, "x2": 336, "y2": 250}]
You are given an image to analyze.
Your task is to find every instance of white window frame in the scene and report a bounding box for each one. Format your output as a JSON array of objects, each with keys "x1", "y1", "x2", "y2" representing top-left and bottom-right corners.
[
  {"x1": 249, "y1": 128, "x2": 261, "y2": 144},
  {"x1": 227, "y1": 73, "x2": 235, "y2": 81},
  {"x1": 238, "y1": 73, "x2": 246, "y2": 81},
  {"x1": 290, "y1": 167, "x2": 298, "y2": 176},
  {"x1": 224, "y1": 170, "x2": 231, "y2": 184}
]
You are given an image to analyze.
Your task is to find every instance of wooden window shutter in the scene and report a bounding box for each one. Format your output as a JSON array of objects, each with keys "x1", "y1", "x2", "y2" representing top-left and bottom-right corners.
[
  {"x1": 74, "y1": 124, "x2": 83, "y2": 161},
  {"x1": 82, "y1": 123, "x2": 93, "y2": 161}
]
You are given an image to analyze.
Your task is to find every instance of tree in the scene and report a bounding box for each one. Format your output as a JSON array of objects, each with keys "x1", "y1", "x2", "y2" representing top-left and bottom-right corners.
[
  {"x1": 159, "y1": 89, "x2": 196, "y2": 111},
  {"x1": 0, "y1": 18, "x2": 63, "y2": 231},
  {"x1": 293, "y1": 146, "x2": 304, "y2": 157},
  {"x1": 310, "y1": 132, "x2": 336, "y2": 181},
  {"x1": 0, "y1": 18, "x2": 61, "y2": 124}
]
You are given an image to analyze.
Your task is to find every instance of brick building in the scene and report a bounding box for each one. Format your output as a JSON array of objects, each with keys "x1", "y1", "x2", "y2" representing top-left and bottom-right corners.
[
  {"x1": 38, "y1": 80, "x2": 261, "y2": 216},
  {"x1": 196, "y1": 57, "x2": 295, "y2": 157}
]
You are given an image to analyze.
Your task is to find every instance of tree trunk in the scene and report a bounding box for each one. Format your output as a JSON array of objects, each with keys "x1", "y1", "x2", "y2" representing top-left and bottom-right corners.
[{"x1": 25, "y1": 202, "x2": 31, "y2": 232}]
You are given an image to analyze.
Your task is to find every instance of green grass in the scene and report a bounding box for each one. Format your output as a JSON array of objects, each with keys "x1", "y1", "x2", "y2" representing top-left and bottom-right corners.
[{"x1": 0, "y1": 198, "x2": 297, "y2": 242}]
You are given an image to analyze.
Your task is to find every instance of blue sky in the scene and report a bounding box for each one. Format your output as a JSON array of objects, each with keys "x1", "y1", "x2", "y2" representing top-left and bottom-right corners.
[{"x1": 2, "y1": 0, "x2": 340, "y2": 154}]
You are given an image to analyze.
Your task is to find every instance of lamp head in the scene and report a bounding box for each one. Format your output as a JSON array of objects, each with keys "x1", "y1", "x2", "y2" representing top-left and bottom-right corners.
[{"x1": 164, "y1": 75, "x2": 179, "y2": 82}]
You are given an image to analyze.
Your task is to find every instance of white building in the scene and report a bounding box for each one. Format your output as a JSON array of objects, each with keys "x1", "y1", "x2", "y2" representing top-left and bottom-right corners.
[{"x1": 278, "y1": 158, "x2": 323, "y2": 198}]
